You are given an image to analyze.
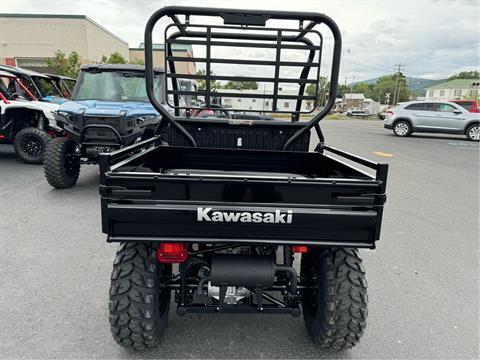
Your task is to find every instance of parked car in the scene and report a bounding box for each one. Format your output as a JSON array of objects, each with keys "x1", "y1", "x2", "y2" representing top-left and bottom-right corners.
[
  {"x1": 450, "y1": 99, "x2": 480, "y2": 113},
  {"x1": 43, "y1": 64, "x2": 172, "y2": 189},
  {"x1": 346, "y1": 108, "x2": 370, "y2": 118},
  {"x1": 383, "y1": 101, "x2": 480, "y2": 141},
  {"x1": 0, "y1": 65, "x2": 67, "y2": 104},
  {"x1": 0, "y1": 70, "x2": 62, "y2": 163}
]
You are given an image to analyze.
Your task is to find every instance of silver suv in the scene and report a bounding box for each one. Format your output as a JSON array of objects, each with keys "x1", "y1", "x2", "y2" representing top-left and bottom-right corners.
[{"x1": 383, "y1": 101, "x2": 480, "y2": 141}]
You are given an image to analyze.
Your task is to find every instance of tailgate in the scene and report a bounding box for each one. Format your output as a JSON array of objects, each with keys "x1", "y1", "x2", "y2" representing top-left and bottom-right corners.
[{"x1": 101, "y1": 173, "x2": 386, "y2": 248}]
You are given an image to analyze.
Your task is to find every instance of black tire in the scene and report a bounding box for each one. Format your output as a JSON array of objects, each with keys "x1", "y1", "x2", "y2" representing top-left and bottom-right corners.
[
  {"x1": 301, "y1": 248, "x2": 368, "y2": 351},
  {"x1": 466, "y1": 124, "x2": 480, "y2": 141},
  {"x1": 109, "y1": 242, "x2": 171, "y2": 351},
  {"x1": 43, "y1": 137, "x2": 80, "y2": 189},
  {"x1": 392, "y1": 120, "x2": 412, "y2": 137},
  {"x1": 13, "y1": 127, "x2": 51, "y2": 164}
]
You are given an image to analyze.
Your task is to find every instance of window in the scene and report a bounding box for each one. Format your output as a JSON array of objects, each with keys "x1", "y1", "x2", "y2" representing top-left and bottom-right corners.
[
  {"x1": 454, "y1": 101, "x2": 473, "y2": 110},
  {"x1": 284, "y1": 101, "x2": 289, "y2": 108},
  {"x1": 405, "y1": 103, "x2": 427, "y2": 111},
  {"x1": 454, "y1": 89, "x2": 462, "y2": 97},
  {"x1": 75, "y1": 71, "x2": 164, "y2": 102},
  {"x1": 432, "y1": 103, "x2": 456, "y2": 112},
  {"x1": 428, "y1": 90, "x2": 434, "y2": 97},
  {"x1": 33, "y1": 77, "x2": 63, "y2": 97},
  {"x1": 439, "y1": 90, "x2": 445, "y2": 96}
]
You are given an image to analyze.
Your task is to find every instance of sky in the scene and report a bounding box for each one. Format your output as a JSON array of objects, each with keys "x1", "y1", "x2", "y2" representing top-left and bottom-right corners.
[{"x1": 1, "y1": 0, "x2": 479, "y2": 81}]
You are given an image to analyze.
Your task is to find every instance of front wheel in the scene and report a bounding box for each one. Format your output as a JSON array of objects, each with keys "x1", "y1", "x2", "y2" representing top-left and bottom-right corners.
[
  {"x1": 393, "y1": 120, "x2": 412, "y2": 137},
  {"x1": 466, "y1": 124, "x2": 480, "y2": 141},
  {"x1": 109, "y1": 243, "x2": 171, "y2": 350},
  {"x1": 13, "y1": 127, "x2": 51, "y2": 164},
  {"x1": 301, "y1": 248, "x2": 368, "y2": 350},
  {"x1": 43, "y1": 137, "x2": 80, "y2": 189}
]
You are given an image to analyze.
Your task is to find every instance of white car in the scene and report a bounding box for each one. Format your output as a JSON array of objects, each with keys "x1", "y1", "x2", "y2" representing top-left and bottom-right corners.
[
  {"x1": 0, "y1": 70, "x2": 61, "y2": 163},
  {"x1": 383, "y1": 101, "x2": 480, "y2": 141}
]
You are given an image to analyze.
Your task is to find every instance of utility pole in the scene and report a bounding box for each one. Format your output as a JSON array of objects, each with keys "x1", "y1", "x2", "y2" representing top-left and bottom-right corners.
[
  {"x1": 349, "y1": 76, "x2": 355, "y2": 109},
  {"x1": 392, "y1": 63, "x2": 406, "y2": 105}
]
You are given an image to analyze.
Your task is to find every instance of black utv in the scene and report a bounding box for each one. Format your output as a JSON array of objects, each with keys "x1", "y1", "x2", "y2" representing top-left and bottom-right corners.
[
  {"x1": 99, "y1": 7, "x2": 388, "y2": 352},
  {"x1": 43, "y1": 64, "x2": 170, "y2": 188}
]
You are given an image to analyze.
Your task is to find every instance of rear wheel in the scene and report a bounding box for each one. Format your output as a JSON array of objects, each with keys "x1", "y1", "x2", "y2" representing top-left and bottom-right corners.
[
  {"x1": 43, "y1": 137, "x2": 80, "y2": 188},
  {"x1": 301, "y1": 248, "x2": 368, "y2": 350},
  {"x1": 109, "y1": 242, "x2": 171, "y2": 351},
  {"x1": 393, "y1": 120, "x2": 412, "y2": 137},
  {"x1": 466, "y1": 124, "x2": 480, "y2": 141},
  {"x1": 13, "y1": 127, "x2": 51, "y2": 164}
]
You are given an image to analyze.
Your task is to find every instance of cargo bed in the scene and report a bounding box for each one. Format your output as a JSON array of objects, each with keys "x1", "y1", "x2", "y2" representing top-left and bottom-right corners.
[{"x1": 99, "y1": 137, "x2": 387, "y2": 248}]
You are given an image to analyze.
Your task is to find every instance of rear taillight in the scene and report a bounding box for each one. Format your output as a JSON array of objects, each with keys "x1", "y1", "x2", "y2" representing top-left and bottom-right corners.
[
  {"x1": 157, "y1": 243, "x2": 188, "y2": 263},
  {"x1": 0, "y1": 135, "x2": 5, "y2": 140},
  {"x1": 292, "y1": 245, "x2": 308, "y2": 253},
  {"x1": 386, "y1": 110, "x2": 394, "y2": 115}
]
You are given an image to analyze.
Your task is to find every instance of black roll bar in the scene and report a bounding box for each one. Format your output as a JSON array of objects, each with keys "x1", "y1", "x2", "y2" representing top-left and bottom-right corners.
[{"x1": 144, "y1": 6, "x2": 342, "y2": 150}]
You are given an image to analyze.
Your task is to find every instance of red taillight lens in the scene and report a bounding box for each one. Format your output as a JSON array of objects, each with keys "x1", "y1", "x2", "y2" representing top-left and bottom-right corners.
[
  {"x1": 386, "y1": 110, "x2": 394, "y2": 115},
  {"x1": 0, "y1": 135, "x2": 5, "y2": 140},
  {"x1": 292, "y1": 245, "x2": 308, "y2": 253},
  {"x1": 157, "y1": 243, "x2": 188, "y2": 263}
]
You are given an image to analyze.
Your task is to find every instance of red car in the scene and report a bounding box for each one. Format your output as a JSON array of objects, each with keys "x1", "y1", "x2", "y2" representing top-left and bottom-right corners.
[{"x1": 450, "y1": 100, "x2": 480, "y2": 113}]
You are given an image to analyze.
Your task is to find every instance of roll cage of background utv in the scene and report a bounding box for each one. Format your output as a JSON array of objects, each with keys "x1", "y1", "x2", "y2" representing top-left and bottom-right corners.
[{"x1": 99, "y1": 7, "x2": 388, "y2": 352}]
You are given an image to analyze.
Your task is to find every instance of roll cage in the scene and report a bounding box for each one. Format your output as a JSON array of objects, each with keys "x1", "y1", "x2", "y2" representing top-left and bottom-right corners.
[{"x1": 144, "y1": 6, "x2": 342, "y2": 150}]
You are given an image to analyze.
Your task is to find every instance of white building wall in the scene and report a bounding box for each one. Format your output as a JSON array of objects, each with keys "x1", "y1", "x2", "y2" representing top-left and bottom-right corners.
[
  {"x1": 425, "y1": 88, "x2": 470, "y2": 101},
  {"x1": 219, "y1": 89, "x2": 312, "y2": 112}
]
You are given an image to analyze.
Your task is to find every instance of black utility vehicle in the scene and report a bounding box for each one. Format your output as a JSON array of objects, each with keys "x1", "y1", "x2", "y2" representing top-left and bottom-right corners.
[
  {"x1": 100, "y1": 7, "x2": 388, "y2": 351},
  {"x1": 44, "y1": 64, "x2": 168, "y2": 188}
]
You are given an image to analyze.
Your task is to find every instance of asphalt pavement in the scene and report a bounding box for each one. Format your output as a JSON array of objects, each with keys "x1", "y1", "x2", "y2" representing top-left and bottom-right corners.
[{"x1": 0, "y1": 119, "x2": 478, "y2": 359}]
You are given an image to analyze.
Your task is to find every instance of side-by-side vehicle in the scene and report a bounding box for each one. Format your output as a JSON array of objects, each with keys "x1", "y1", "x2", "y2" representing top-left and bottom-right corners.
[
  {"x1": 98, "y1": 7, "x2": 389, "y2": 352},
  {"x1": 43, "y1": 64, "x2": 172, "y2": 188},
  {"x1": 0, "y1": 69, "x2": 61, "y2": 163}
]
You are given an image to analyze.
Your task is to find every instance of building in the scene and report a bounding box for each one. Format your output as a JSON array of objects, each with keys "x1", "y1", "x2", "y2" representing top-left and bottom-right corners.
[
  {"x1": 129, "y1": 43, "x2": 196, "y2": 74},
  {"x1": 0, "y1": 14, "x2": 129, "y2": 72},
  {"x1": 425, "y1": 79, "x2": 480, "y2": 101},
  {"x1": 218, "y1": 88, "x2": 314, "y2": 113},
  {"x1": 363, "y1": 98, "x2": 381, "y2": 114},
  {"x1": 342, "y1": 93, "x2": 365, "y2": 110}
]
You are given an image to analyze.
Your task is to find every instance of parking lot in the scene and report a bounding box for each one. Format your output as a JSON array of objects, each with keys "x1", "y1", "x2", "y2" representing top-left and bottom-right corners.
[{"x1": 0, "y1": 119, "x2": 478, "y2": 359}]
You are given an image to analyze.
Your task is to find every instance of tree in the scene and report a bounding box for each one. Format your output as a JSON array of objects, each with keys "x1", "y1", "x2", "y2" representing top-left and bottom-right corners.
[
  {"x1": 46, "y1": 50, "x2": 81, "y2": 78},
  {"x1": 101, "y1": 52, "x2": 128, "y2": 64},
  {"x1": 223, "y1": 80, "x2": 258, "y2": 90},
  {"x1": 306, "y1": 76, "x2": 329, "y2": 106},
  {"x1": 448, "y1": 71, "x2": 480, "y2": 80},
  {"x1": 196, "y1": 69, "x2": 221, "y2": 90}
]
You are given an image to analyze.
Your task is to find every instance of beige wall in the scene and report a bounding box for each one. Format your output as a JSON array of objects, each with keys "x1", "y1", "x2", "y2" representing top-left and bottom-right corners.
[
  {"x1": 85, "y1": 20, "x2": 129, "y2": 62},
  {"x1": 129, "y1": 49, "x2": 196, "y2": 74},
  {"x1": 0, "y1": 16, "x2": 128, "y2": 65},
  {"x1": 0, "y1": 17, "x2": 88, "y2": 60}
]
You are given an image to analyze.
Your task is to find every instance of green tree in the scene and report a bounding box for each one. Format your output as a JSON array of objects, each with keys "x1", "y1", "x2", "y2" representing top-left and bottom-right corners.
[
  {"x1": 101, "y1": 52, "x2": 128, "y2": 64},
  {"x1": 306, "y1": 76, "x2": 329, "y2": 106},
  {"x1": 223, "y1": 80, "x2": 258, "y2": 90},
  {"x1": 448, "y1": 71, "x2": 480, "y2": 80},
  {"x1": 46, "y1": 50, "x2": 81, "y2": 78},
  {"x1": 196, "y1": 69, "x2": 221, "y2": 90}
]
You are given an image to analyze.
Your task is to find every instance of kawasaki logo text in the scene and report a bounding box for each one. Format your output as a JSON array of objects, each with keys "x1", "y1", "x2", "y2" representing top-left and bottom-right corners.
[{"x1": 197, "y1": 207, "x2": 293, "y2": 224}]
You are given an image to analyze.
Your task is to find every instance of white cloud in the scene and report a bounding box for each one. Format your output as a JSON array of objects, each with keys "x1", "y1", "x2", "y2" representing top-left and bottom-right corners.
[{"x1": 1, "y1": 0, "x2": 479, "y2": 81}]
